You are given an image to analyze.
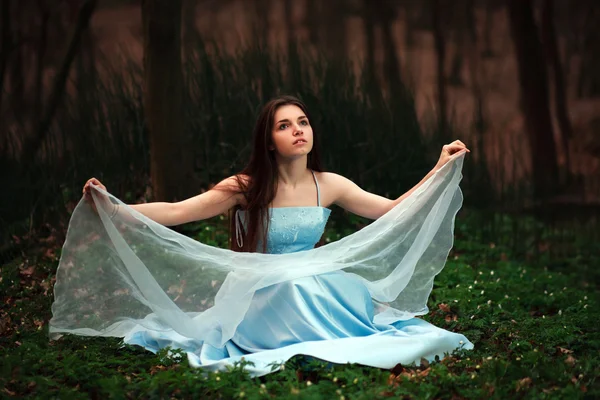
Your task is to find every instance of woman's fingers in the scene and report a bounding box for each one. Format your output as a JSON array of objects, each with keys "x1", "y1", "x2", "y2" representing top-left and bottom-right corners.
[{"x1": 448, "y1": 143, "x2": 470, "y2": 153}]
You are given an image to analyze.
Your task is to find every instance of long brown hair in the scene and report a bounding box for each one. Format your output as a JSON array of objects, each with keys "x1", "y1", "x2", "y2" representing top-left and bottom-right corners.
[{"x1": 229, "y1": 95, "x2": 324, "y2": 252}]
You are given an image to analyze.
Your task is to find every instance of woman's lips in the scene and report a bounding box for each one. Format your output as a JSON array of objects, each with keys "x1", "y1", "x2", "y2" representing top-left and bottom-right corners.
[{"x1": 293, "y1": 139, "x2": 307, "y2": 145}]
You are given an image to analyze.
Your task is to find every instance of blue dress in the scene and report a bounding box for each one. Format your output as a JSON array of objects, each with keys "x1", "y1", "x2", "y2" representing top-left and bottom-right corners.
[{"x1": 124, "y1": 171, "x2": 473, "y2": 377}]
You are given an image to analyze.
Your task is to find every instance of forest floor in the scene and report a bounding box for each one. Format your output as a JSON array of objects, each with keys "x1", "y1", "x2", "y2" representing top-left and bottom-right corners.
[{"x1": 1, "y1": 215, "x2": 598, "y2": 399}]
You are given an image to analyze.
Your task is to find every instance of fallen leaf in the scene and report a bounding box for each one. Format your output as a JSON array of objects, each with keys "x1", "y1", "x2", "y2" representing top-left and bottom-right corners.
[
  {"x1": 438, "y1": 303, "x2": 451, "y2": 313},
  {"x1": 149, "y1": 365, "x2": 166, "y2": 375},
  {"x1": 516, "y1": 377, "x2": 532, "y2": 391},
  {"x1": 44, "y1": 248, "x2": 56, "y2": 259},
  {"x1": 19, "y1": 266, "x2": 35, "y2": 276},
  {"x1": 565, "y1": 355, "x2": 576, "y2": 366},
  {"x1": 390, "y1": 363, "x2": 405, "y2": 376},
  {"x1": 558, "y1": 347, "x2": 573, "y2": 354}
]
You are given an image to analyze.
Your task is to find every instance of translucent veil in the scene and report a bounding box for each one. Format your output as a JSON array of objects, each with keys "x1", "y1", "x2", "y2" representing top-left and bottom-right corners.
[{"x1": 49, "y1": 153, "x2": 466, "y2": 349}]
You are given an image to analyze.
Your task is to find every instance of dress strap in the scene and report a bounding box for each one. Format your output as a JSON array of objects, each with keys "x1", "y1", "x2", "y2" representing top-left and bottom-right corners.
[
  {"x1": 235, "y1": 209, "x2": 244, "y2": 248},
  {"x1": 311, "y1": 170, "x2": 321, "y2": 207}
]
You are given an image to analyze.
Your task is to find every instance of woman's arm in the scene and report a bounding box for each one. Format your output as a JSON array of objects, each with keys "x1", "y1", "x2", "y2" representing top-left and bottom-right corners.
[
  {"x1": 166, "y1": 176, "x2": 244, "y2": 225},
  {"x1": 85, "y1": 176, "x2": 244, "y2": 226},
  {"x1": 329, "y1": 141, "x2": 469, "y2": 220}
]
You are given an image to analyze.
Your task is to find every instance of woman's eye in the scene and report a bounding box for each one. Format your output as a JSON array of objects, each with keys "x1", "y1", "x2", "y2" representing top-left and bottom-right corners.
[
  {"x1": 300, "y1": 120, "x2": 309, "y2": 126},
  {"x1": 279, "y1": 124, "x2": 288, "y2": 130}
]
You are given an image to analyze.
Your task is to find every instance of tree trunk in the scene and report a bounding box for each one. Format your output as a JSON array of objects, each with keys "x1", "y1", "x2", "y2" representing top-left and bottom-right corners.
[
  {"x1": 363, "y1": 0, "x2": 377, "y2": 85},
  {"x1": 142, "y1": 0, "x2": 190, "y2": 202},
  {"x1": 21, "y1": 0, "x2": 97, "y2": 164},
  {"x1": 0, "y1": 0, "x2": 11, "y2": 116},
  {"x1": 33, "y1": 1, "x2": 50, "y2": 127},
  {"x1": 507, "y1": 0, "x2": 559, "y2": 201},
  {"x1": 482, "y1": 1, "x2": 494, "y2": 57},
  {"x1": 541, "y1": 0, "x2": 572, "y2": 181},
  {"x1": 377, "y1": 2, "x2": 402, "y2": 92},
  {"x1": 575, "y1": 3, "x2": 600, "y2": 98},
  {"x1": 432, "y1": 0, "x2": 447, "y2": 139},
  {"x1": 318, "y1": 0, "x2": 347, "y2": 60}
]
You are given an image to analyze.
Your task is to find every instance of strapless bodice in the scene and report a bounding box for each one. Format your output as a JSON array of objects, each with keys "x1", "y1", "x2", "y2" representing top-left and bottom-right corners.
[{"x1": 236, "y1": 207, "x2": 331, "y2": 254}]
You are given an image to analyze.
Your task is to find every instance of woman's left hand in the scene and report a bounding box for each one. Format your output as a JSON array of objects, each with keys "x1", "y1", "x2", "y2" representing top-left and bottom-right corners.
[{"x1": 434, "y1": 140, "x2": 470, "y2": 171}]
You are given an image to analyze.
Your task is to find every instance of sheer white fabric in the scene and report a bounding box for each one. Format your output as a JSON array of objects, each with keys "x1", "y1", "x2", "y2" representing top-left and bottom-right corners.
[{"x1": 49, "y1": 153, "x2": 466, "y2": 348}]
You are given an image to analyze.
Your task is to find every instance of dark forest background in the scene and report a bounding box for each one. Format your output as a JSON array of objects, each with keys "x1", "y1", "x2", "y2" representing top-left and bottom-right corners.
[{"x1": 1, "y1": 0, "x2": 599, "y2": 260}]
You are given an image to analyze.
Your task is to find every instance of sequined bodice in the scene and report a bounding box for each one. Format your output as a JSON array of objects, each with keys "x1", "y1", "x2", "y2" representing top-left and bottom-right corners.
[{"x1": 235, "y1": 171, "x2": 331, "y2": 254}]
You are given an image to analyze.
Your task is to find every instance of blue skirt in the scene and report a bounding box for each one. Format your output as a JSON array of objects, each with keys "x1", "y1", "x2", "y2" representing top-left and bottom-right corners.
[{"x1": 124, "y1": 271, "x2": 473, "y2": 377}]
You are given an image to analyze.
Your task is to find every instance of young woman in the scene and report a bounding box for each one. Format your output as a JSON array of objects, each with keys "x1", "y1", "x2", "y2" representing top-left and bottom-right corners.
[{"x1": 52, "y1": 95, "x2": 473, "y2": 377}]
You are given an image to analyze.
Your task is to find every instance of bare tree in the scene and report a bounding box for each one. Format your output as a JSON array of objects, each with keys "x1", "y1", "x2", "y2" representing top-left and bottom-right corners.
[
  {"x1": 541, "y1": 0, "x2": 572, "y2": 181},
  {"x1": 0, "y1": 0, "x2": 11, "y2": 116},
  {"x1": 376, "y1": 1, "x2": 403, "y2": 91},
  {"x1": 507, "y1": 0, "x2": 559, "y2": 200},
  {"x1": 307, "y1": 0, "x2": 347, "y2": 60},
  {"x1": 575, "y1": 2, "x2": 600, "y2": 98},
  {"x1": 21, "y1": 0, "x2": 97, "y2": 165},
  {"x1": 432, "y1": 0, "x2": 448, "y2": 139},
  {"x1": 142, "y1": 0, "x2": 192, "y2": 202},
  {"x1": 362, "y1": 0, "x2": 377, "y2": 85}
]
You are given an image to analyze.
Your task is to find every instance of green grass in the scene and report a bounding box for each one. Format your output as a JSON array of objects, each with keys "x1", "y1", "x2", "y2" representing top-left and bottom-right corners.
[{"x1": 1, "y1": 214, "x2": 598, "y2": 399}]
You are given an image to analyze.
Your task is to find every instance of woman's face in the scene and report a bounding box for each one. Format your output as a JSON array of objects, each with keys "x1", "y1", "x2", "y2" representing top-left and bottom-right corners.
[{"x1": 270, "y1": 104, "x2": 313, "y2": 159}]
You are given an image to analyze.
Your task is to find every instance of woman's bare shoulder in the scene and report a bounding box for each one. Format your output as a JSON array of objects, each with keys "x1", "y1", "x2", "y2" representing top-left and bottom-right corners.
[{"x1": 315, "y1": 171, "x2": 347, "y2": 186}]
